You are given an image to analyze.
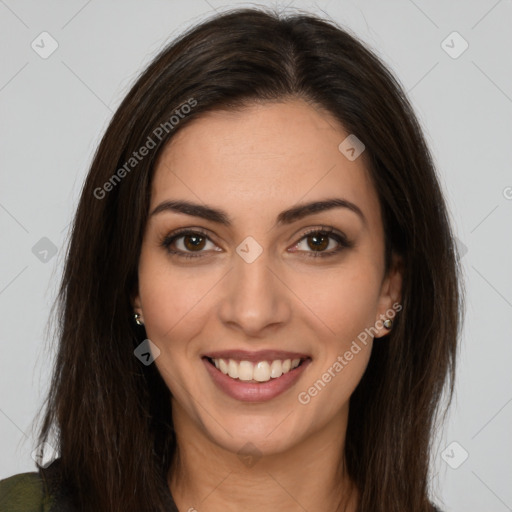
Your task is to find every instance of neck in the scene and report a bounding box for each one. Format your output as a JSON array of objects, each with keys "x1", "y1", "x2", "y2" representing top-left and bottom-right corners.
[{"x1": 168, "y1": 404, "x2": 358, "y2": 512}]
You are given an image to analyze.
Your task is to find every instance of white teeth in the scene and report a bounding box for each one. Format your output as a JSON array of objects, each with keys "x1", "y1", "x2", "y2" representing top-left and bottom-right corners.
[
  {"x1": 211, "y1": 357, "x2": 303, "y2": 383},
  {"x1": 219, "y1": 359, "x2": 229, "y2": 375},
  {"x1": 270, "y1": 360, "x2": 283, "y2": 378},
  {"x1": 253, "y1": 361, "x2": 270, "y2": 382},
  {"x1": 227, "y1": 359, "x2": 239, "y2": 379},
  {"x1": 238, "y1": 361, "x2": 254, "y2": 381}
]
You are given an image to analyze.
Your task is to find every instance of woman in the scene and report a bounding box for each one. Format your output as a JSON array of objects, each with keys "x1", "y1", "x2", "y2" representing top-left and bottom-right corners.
[{"x1": 0, "y1": 7, "x2": 462, "y2": 512}]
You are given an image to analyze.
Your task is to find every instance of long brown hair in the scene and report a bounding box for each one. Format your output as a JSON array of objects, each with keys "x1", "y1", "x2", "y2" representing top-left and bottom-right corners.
[{"x1": 35, "y1": 7, "x2": 463, "y2": 511}]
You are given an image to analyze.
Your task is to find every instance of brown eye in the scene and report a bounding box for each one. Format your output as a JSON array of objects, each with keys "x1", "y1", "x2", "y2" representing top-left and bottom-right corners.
[
  {"x1": 291, "y1": 227, "x2": 353, "y2": 259},
  {"x1": 160, "y1": 229, "x2": 218, "y2": 259},
  {"x1": 305, "y1": 233, "x2": 330, "y2": 252},
  {"x1": 182, "y1": 234, "x2": 207, "y2": 251}
]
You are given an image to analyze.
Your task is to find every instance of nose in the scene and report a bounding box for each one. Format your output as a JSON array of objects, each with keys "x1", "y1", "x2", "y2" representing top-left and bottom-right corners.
[{"x1": 217, "y1": 246, "x2": 291, "y2": 337}]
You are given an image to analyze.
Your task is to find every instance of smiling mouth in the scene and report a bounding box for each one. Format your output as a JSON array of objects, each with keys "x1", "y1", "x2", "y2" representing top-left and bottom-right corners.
[{"x1": 204, "y1": 356, "x2": 309, "y2": 383}]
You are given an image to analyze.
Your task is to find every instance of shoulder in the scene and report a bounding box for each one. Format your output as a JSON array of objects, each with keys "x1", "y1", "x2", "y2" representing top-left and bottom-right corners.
[
  {"x1": 0, "y1": 470, "x2": 52, "y2": 512},
  {"x1": 1, "y1": 459, "x2": 178, "y2": 512}
]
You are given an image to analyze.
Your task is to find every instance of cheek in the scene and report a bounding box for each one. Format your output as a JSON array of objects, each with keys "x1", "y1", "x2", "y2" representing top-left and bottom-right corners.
[
  {"x1": 290, "y1": 263, "x2": 380, "y2": 403},
  {"x1": 137, "y1": 255, "x2": 209, "y2": 398},
  {"x1": 290, "y1": 262, "x2": 382, "y2": 342},
  {"x1": 138, "y1": 253, "x2": 217, "y2": 341}
]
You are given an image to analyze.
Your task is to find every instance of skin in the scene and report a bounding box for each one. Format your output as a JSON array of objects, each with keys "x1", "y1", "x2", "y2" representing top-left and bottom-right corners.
[{"x1": 133, "y1": 99, "x2": 402, "y2": 512}]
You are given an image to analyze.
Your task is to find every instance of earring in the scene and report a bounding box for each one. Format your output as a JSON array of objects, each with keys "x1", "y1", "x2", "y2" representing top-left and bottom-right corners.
[
  {"x1": 134, "y1": 313, "x2": 144, "y2": 326},
  {"x1": 383, "y1": 318, "x2": 393, "y2": 330}
]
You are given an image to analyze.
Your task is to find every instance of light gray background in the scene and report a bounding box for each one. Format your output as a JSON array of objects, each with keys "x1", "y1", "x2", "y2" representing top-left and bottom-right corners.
[{"x1": 1, "y1": 1, "x2": 511, "y2": 511}]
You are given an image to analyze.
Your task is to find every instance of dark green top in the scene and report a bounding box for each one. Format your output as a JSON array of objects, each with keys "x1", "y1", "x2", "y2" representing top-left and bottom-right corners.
[
  {"x1": 0, "y1": 471, "x2": 52, "y2": 512},
  {"x1": 0, "y1": 459, "x2": 179, "y2": 512},
  {"x1": 1, "y1": 460, "x2": 444, "y2": 511}
]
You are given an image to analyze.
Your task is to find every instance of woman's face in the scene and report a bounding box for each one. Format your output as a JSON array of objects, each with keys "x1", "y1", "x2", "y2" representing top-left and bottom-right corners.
[{"x1": 134, "y1": 99, "x2": 402, "y2": 457}]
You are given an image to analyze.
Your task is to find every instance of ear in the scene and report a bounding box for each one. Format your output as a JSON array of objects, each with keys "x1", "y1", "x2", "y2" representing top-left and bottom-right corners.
[
  {"x1": 374, "y1": 253, "x2": 403, "y2": 339},
  {"x1": 130, "y1": 287, "x2": 143, "y2": 317}
]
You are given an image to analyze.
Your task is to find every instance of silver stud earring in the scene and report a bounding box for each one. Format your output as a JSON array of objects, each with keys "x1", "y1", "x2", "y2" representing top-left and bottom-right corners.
[
  {"x1": 383, "y1": 318, "x2": 393, "y2": 330},
  {"x1": 134, "y1": 313, "x2": 144, "y2": 326}
]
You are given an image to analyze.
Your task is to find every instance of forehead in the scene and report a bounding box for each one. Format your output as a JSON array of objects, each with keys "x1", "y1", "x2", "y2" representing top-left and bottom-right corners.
[{"x1": 151, "y1": 99, "x2": 380, "y2": 230}]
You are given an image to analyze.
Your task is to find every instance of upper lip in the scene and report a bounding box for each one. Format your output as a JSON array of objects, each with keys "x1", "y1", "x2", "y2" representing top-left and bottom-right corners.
[{"x1": 202, "y1": 350, "x2": 311, "y2": 363}]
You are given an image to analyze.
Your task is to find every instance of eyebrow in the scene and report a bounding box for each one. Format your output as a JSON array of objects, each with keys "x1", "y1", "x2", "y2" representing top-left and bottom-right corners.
[{"x1": 150, "y1": 197, "x2": 366, "y2": 227}]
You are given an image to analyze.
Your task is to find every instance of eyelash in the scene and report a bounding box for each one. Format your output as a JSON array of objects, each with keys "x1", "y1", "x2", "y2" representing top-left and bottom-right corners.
[{"x1": 159, "y1": 226, "x2": 353, "y2": 260}]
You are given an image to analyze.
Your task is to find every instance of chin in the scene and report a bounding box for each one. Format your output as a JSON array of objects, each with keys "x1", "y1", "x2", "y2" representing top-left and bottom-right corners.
[{"x1": 211, "y1": 422, "x2": 303, "y2": 459}]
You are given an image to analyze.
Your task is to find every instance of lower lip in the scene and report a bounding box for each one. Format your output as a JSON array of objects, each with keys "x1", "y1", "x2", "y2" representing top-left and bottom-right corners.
[{"x1": 202, "y1": 357, "x2": 311, "y2": 403}]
